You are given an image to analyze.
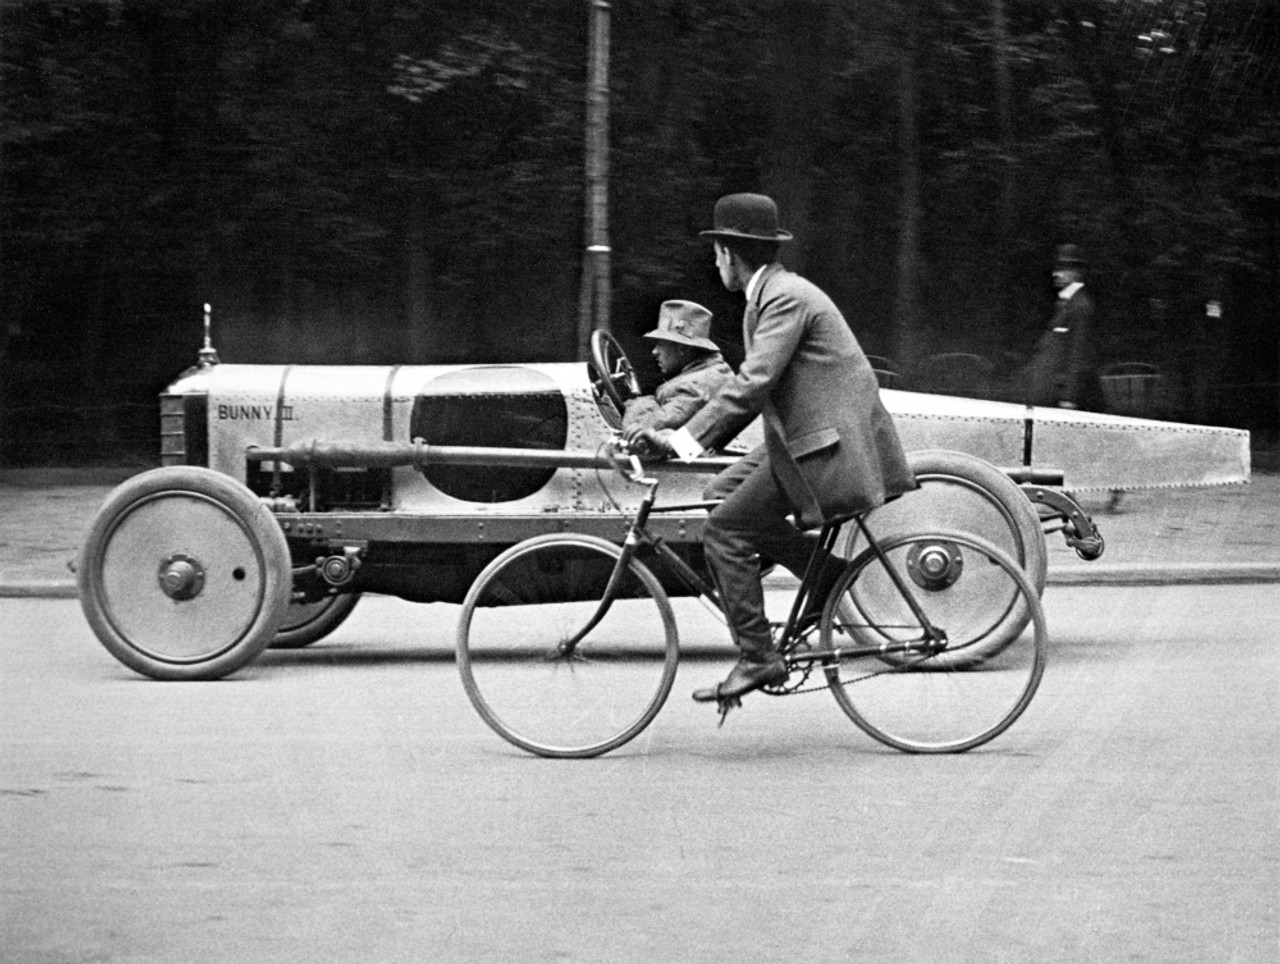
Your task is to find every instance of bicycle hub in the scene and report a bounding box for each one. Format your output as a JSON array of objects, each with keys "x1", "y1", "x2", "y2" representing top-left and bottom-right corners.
[{"x1": 906, "y1": 540, "x2": 964, "y2": 591}]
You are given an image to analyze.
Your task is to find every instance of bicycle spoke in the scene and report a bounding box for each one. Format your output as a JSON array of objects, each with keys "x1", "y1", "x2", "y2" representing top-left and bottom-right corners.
[
  {"x1": 822, "y1": 531, "x2": 1046, "y2": 753},
  {"x1": 457, "y1": 535, "x2": 679, "y2": 758}
]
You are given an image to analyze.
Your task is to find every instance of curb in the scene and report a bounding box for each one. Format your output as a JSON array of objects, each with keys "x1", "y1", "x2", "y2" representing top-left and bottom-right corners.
[
  {"x1": 1045, "y1": 562, "x2": 1280, "y2": 586},
  {"x1": 0, "y1": 581, "x2": 79, "y2": 599},
  {"x1": 763, "y1": 564, "x2": 1280, "y2": 591}
]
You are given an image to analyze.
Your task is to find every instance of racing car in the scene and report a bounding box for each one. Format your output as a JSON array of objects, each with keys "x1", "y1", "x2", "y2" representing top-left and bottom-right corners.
[{"x1": 76, "y1": 327, "x2": 1249, "y2": 681}]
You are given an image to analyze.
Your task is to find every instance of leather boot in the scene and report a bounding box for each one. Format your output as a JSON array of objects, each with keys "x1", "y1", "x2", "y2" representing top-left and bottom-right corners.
[{"x1": 692, "y1": 653, "x2": 788, "y2": 703}]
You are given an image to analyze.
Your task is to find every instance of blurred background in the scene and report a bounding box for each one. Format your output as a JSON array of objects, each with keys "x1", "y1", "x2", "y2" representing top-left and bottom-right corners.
[{"x1": 1, "y1": 0, "x2": 1276, "y2": 466}]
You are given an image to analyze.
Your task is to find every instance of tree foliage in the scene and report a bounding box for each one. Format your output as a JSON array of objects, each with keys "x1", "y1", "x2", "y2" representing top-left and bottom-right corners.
[{"x1": 1, "y1": 0, "x2": 1275, "y2": 462}]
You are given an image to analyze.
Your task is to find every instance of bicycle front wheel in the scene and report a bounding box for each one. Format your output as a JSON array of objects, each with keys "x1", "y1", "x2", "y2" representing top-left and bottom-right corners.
[
  {"x1": 821, "y1": 530, "x2": 1046, "y2": 753},
  {"x1": 457, "y1": 534, "x2": 680, "y2": 758}
]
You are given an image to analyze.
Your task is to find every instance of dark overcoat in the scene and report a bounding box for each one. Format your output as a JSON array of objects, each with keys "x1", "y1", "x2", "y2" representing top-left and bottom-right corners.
[
  {"x1": 682, "y1": 265, "x2": 916, "y2": 528},
  {"x1": 1022, "y1": 285, "x2": 1100, "y2": 409}
]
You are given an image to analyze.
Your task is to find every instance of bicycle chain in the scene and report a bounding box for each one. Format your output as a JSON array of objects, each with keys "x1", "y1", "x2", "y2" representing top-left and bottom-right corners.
[
  {"x1": 762, "y1": 625, "x2": 832, "y2": 696},
  {"x1": 763, "y1": 624, "x2": 914, "y2": 697}
]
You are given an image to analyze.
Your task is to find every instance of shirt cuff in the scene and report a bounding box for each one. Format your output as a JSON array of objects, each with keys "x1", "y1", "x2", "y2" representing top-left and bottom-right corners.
[{"x1": 668, "y1": 426, "x2": 704, "y2": 462}]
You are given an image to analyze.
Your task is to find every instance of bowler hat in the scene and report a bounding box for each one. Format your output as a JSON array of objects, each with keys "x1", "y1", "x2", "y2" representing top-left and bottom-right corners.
[
  {"x1": 699, "y1": 193, "x2": 793, "y2": 243},
  {"x1": 1055, "y1": 244, "x2": 1087, "y2": 266},
  {"x1": 643, "y1": 300, "x2": 718, "y2": 352}
]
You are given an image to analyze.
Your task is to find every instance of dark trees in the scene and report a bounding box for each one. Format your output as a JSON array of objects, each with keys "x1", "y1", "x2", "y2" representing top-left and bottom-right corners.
[{"x1": 1, "y1": 0, "x2": 1275, "y2": 463}]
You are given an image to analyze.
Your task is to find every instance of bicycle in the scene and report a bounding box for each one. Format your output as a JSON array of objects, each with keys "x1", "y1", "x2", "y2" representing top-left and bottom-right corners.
[{"x1": 455, "y1": 441, "x2": 1047, "y2": 758}]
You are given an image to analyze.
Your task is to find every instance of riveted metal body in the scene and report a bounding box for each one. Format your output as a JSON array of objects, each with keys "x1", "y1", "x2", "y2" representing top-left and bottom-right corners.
[
  {"x1": 155, "y1": 359, "x2": 1249, "y2": 607},
  {"x1": 167, "y1": 362, "x2": 744, "y2": 604},
  {"x1": 199, "y1": 361, "x2": 730, "y2": 519},
  {"x1": 885, "y1": 390, "x2": 1250, "y2": 492}
]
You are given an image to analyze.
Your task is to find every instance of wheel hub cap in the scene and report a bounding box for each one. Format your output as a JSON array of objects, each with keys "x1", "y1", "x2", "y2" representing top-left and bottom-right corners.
[{"x1": 158, "y1": 553, "x2": 205, "y2": 600}]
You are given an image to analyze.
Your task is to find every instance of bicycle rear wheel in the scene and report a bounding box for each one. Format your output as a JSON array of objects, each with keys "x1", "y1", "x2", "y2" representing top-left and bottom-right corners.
[
  {"x1": 821, "y1": 531, "x2": 1046, "y2": 753},
  {"x1": 457, "y1": 533, "x2": 680, "y2": 758},
  {"x1": 838, "y1": 450, "x2": 1048, "y2": 668}
]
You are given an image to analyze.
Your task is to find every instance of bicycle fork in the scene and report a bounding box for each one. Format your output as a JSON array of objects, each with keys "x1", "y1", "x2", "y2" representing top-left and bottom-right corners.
[
  {"x1": 550, "y1": 527, "x2": 644, "y2": 661},
  {"x1": 551, "y1": 484, "x2": 670, "y2": 661}
]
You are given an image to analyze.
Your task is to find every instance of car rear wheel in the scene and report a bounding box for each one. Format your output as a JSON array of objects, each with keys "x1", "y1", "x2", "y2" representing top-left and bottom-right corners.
[{"x1": 841, "y1": 449, "x2": 1047, "y2": 593}]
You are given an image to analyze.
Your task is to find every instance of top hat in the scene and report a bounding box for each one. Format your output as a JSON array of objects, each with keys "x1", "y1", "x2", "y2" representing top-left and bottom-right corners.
[
  {"x1": 1055, "y1": 244, "x2": 1087, "y2": 266},
  {"x1": 644, "y1": 300, "x2": 718, "y2": 352},
  {"x1": 699, "y1": 193, "x2": 794, "y2": 243}
]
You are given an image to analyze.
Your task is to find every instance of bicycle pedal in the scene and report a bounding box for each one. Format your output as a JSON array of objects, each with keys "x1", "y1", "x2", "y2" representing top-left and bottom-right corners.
[{"x1": 715, "y1": 695, "x2": 741, "y2": 726}]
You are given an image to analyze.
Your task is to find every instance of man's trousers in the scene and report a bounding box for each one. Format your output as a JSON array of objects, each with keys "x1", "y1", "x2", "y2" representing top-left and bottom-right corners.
[{"x1": 701, "y1": 446, "x2": 840, "y2": 658}]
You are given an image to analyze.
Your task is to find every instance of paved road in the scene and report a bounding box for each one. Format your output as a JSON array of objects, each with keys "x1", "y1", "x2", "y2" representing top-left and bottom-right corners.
[{"x1": 2, "y1": 588, "x2": 1275, "y2": 963}]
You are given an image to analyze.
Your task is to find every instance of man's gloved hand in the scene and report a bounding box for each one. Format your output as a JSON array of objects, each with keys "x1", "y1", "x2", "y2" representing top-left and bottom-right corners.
[{"x1": 621, "y1": 426, "x2": 676, "y2": 458}]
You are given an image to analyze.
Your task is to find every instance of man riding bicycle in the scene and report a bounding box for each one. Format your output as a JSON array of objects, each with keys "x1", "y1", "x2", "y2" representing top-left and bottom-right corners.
[{"x1": 631, "y1": 193, "x2": 917, "y2": 705}]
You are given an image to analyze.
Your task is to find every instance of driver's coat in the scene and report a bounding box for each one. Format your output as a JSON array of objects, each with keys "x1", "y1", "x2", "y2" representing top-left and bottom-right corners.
[
  {"x1": 681, "y1": 264, "x2": 916, "y2": 528},
  {"x1": 621, "y1": 354, "x2": 733, "y2": 434}
]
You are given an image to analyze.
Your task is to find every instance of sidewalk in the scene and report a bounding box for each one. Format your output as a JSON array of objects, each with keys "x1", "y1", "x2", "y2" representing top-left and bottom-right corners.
[
  {"x1": 2, "y1": 463, "x2": 1279, "y2": 598},
  {"x1": 1040, "y1": 473, "x2": 1280, "y2": 585},
  {"x1": 0, "y1": 467, "x2": 142, "y2": 598}
]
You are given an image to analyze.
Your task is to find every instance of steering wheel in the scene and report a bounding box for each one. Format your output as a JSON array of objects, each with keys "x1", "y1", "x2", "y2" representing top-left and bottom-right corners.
[{"x1": 589, "y1": 329, "x2": 641, "y2": 414}]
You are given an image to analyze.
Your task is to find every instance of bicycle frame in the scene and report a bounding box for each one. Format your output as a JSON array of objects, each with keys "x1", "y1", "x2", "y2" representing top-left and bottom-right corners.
[
  {"x1": 454, "y1": 444, "x2": 1049, "y2": 756},
  {"x1": 572, "y1": 462, "x2": 949, "y2": 669}
]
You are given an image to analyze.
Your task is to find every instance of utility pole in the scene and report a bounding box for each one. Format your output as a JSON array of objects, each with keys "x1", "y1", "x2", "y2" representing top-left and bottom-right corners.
[{"x1": 576, "y1": 0, "x2": 611, "y2": 360}]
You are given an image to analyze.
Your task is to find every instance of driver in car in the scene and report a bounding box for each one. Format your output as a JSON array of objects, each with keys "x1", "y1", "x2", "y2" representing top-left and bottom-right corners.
[{"x1": 620, "y1": 300, "x2": 733, "y2": 441}]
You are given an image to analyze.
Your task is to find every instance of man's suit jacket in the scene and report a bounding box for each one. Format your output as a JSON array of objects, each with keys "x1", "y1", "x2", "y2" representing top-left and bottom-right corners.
[{"x1": 682, "y1": 264, "x2": 916, "y2": 529}]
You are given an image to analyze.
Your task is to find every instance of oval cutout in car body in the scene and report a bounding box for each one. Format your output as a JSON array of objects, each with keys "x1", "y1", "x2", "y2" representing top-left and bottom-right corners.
[{"x1": 410, "y1": 367, "x2": 568, "y2": 503}]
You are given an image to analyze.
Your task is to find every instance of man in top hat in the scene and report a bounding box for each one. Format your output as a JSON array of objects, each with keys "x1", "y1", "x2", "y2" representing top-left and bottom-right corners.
[
  {"x1": 1019, "y1": 243, "x2": 1100, "y2": 410},
  {"x1": 631, "y1": 193, "x2": 916, "y2": 706},
  {"x1": 620, "y1": 300, "x2": 733, "y2": 439}
]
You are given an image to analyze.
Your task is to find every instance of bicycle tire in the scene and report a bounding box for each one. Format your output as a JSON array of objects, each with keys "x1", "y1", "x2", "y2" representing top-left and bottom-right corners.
[
  {"x1": 456, "y1": 533, "x2": 680, "y2": 758},
  {"x1": 821, "y1": 530, "x2": 1046, "y2": 753}
]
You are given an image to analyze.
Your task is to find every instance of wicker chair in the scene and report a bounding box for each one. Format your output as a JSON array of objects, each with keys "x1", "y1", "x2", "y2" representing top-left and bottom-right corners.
[
  {"x1": 865, "y1": 355, "x2": 901, "y2": 389},
  {"x1": 913, "y1": 352, "x2": 995, "y2": 398},
  {"x1": 1098, "y1": 362, "x2": 1169, "y2": 418}
]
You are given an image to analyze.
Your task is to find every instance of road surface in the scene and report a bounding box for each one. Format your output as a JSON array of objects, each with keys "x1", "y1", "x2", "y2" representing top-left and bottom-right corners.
[{"x1": 1, "y1": 586, "x2": 1275, "y2": 963}]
